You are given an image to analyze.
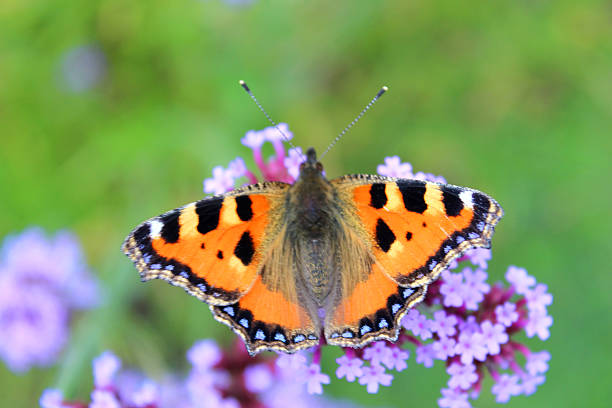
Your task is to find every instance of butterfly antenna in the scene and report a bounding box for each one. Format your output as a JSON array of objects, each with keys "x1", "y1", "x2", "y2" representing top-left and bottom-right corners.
[
  {"x1": 239, "y1": 80, "x2": 303, "y2": 160},
  {"x1": 320, "y1": 85, "x2": 389, "y2": 160}
]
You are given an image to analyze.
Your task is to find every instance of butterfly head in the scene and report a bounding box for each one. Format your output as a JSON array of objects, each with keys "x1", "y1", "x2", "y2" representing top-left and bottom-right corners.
[{"x1": 299, "y1": 147, "x2": 324, "y2": 178}]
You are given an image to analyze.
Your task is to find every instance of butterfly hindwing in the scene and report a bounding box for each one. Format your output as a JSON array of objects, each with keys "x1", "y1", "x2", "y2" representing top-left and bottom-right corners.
[
  {"x1": 325, "y1": 262, "x2": 426, "y2": 346},
  {"x1": 122, "y1": 182, "x2": 289, "y2": 305},
  {"x1": 333, "y1": 174, "x2": 503, "y2": 287}
]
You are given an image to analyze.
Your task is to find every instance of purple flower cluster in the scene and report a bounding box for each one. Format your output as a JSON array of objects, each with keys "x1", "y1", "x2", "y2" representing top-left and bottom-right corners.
[
  {"x1": 204, "y1": 125, "x2": 554, "y2": 406},
  {"x1": 40, "y1": 340, "x2": 358, "y2": 408},
  {"x1": 0, "y1": 228, "x2": 99, "y2": 373}
]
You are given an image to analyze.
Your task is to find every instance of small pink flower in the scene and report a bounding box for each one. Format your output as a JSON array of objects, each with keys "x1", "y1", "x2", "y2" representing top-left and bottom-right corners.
[
  {"x1": 304, "y1": 363, "x2": 330, "y2": 395},
  {"x1": 491, "y1": 374, "x2": 521, "y2": 403},
  {"x1": 358, "y1": 364, "x2": 393, "y2": 393},
  {"x1": 93, "y1": 351, "x2": 121, "y2": 388},
  {"x1": 377, "y1": 156, "x2": 413, "y2": 178},
  {"x1": 447, "y1": 363, "x2": 478, "y2": 390},
  {"x1": 495, "y1": 302, "x2": 519, "y2": 327},
  {"x1": 505, "y1": 266, "x2": 535, "y2": 295},
  {"x1": 335, "y1": 355, "x2": 363, "y2": 382}
]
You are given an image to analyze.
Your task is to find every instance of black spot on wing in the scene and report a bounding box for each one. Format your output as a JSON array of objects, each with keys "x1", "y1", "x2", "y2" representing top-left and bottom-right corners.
[
  {"x1": 133, "y1": 223, "x2": 151, "y2": 244},
  {"x1": 160, "y1": 210, "x2": 181, "y2": 243},
  {"x1": 396, "y1": 180, "x2": 427, "y2": 213},
  {"x1": 375, "y1": 218, "x2": 396, "y2": 252},
  {"x1": 441, "y1": 185, "x2": 464, "y2": 217},
  {"x1": 234, "y1": 231, "x2": 255, "y2": 266},
  {"x1": 369, "y1": 183, "x2": 387, "y2": 209},
  {"x1": 473, "y1": 192, "x2": 491, "y2": 212},
  {"x1": 217, "y1": 250, "x2": 224, "y2": 259},
  {"x1": 196, "y1": 197, "x2": 223, "y2": 235},
  {"x1": 235, "y1": 195, "x2": 253, "y2": 221},
  {"x1": 405, "y1": 231, "x2": 412, "y2": 241}
]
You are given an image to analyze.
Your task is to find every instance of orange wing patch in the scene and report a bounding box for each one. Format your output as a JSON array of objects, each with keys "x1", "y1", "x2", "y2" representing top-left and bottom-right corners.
[
  {"x1": 122, "y1": 183, "x2": 289, "y2": 306},
  {"x1": 325, "y1": 263, "x2": 426, "y2": 346},
  {"x1": 349, "y1": 178, "x2": 503, "y2": 287},
  {"x1": 212, "y1": 275, "x2": 319, "y2": 355}
]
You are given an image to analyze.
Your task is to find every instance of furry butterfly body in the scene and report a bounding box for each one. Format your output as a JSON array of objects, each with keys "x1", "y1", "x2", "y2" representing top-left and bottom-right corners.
[{"x1": 122, "y1": 148, "x2": 503, "y2": 355}]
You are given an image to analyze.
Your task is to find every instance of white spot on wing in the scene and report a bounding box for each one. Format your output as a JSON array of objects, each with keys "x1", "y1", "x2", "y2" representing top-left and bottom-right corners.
[
  {"x1": 293, "y1": 334, "x2": 305, "y2": 343},
  {"x1": 403, "y1": 288, "x2": 414, "y2": 298},
  {"x1": 274, "y1": 333, "x2": 286, "y2": 342},
  {"x1": 223, "y1": 306, "x2": 235, "y2": 317},
  {"x1": 255, "y1": 330, "x2": 265, "y2": 340},
  {"x1": 342, "y1": 331, "x2": 354, "y2": 338},
  {"x1": 378, "y1": 319, "x2": 389, "y2": 328},
  {"x1": 459, "y1": 191, "x2": 473, "y2": 208},
  {"x1": 239, "y1": 318, "x2": 249, "y2": 328},
  {"x1": 360, "y1": 325, "x2": 372, "y2": 335},
  {"x1": 149, "y1": 220, "x2": 164, "y2": 238}
]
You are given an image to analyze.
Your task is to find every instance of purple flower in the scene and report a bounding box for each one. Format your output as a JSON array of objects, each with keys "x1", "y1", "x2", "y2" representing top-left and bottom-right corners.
[
  {"x1": 362, "y1": 341, "x2": 393, "y2": 367},
  {"x1": 128, "y1": 380, "x2": 159, "y2": 407},
  {"x1": 430, "y1": 310, "x2": 458, "y2": 338},
  {"x1": 491, "y1": 374, "x2": 521, "y2": 403},
  {"x1": 264, "y1": 122, "x2": 293, "y2": 142},
  {"x1": 377, "y1": 156, "x2": 413, "y2": 178},
  {"x1": 90, "y1": 390, "x2": 121, "y2": 408},
  {"x1": 461, "y1": 267, "x2": 489, "y2": 310},
  {"x1": 335, "y1": 355, "x2": 363, "y2": 382},
  {"x1": 505, "y1": 266, "x2": 535, "y2": 295},
  {"x1": 304, "y1": 363, "x2": 330, "y2": 394},
  {"x1": 525, "y1": 283, "x2": 553, "y2": 313},
  {"x1": 227, "y1": 157, "x2": 247, "y2": 179},
  {"x1": 0, "y1": 228, "x2": 97, "y2": 374},
  {"x1": 244, "y1": 363, "x2": 273, "y2": 393},
  {"x1": 187, "y1": 339, "x2": 222, "y2": 370},
  {"x1": 525, "y1": 309, "x2": 553, "y2": 340},
  {"x1": 495, "y1": 302, "x2": 519, "y2": 327},
  {"x1": 415, "y1": 344, "x2": 436, "y2": 368},
  {"x1": 203, "y1": 165, "x2": 236, "y2": 195},
  {"x1": 465, "y1": 248, "x2": 491, "y2": 269},
  {"x1": 39, "y1": 389, "x2": 64, "y2": 408},
  {"x1": 479, "y1": 321, "x2": 508, "y2": 355},
  {"x1": 93, "y1": 351, "x2": 122, "y2": 388},
  {"x1": 276, "y1": 352, "x2": 308, "y2": 376},
  {"x1": 432, "y1": 336, "x2": 457, "y2": 360},
  {"x1": 520, "y1": 373, "x2": 545, "y2": 395},
  {"x1": 358, "y1": 364, "x2": 393, "y2": 393},
  {"x1": 385, "y1": 347, "x2": 410, "y2": 371},
  {"x1": 438, "y1": 388, "x2": 471, "y2": 408},
  {"x1": 525, "y1": 350, "x2": 551, "y2": 375},
  {"x1": 440, "y1": 270, "x2": 465, "y2": 307},
  {"x1": 447, "y1": 363, "x2": 478, "y2": 390},
  {"x1": 241, "y1": 129, "x2": 265, "y2": 150},
  {"x1": 284, "y1": 147, "x2": 304, "y2": 180},
  {"x1": 455, "y1": 331, "x2": 488, "y2": 365},
  {"x1": 402, "y1": 309, "x2": 433, "y2": 340}
]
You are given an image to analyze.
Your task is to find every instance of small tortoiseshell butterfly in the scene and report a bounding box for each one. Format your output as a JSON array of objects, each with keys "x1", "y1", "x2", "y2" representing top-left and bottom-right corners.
[{"x1": 122, "y1": 84, "x2": 503, "y2": 355}]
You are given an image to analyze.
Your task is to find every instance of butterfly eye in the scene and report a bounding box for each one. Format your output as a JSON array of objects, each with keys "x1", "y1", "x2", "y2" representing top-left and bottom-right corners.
[{"x1": 316, "y1": 162, "x2": 324, "y2": 172}]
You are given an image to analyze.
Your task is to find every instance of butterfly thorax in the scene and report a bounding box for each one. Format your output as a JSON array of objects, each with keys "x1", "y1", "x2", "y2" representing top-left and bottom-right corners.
[{"x1": 284, "y1": 148, "x2": 343, "y2": 306}]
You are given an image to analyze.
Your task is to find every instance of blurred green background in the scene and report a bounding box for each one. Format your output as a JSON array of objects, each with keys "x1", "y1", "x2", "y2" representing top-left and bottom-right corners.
[{"x1": 2, "y1": 0, "x2": 611, "y2": 406}]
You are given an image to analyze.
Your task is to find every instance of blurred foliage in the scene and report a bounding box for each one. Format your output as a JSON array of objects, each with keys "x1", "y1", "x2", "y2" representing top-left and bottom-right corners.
[{"x1": 1, "y1": 0, "x2": 611, "y2": 406}]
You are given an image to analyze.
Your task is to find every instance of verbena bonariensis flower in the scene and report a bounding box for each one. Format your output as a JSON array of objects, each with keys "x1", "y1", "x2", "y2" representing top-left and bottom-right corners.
[
  {"x1": 197, "y1": 124, "x2": 553, "y2": 406},
  {"x1": 0, "y1": 228, "x2": 99, "y2": 372},
  {"x1": 40, "y1": 341, "x2": 363, "y2": 408}
]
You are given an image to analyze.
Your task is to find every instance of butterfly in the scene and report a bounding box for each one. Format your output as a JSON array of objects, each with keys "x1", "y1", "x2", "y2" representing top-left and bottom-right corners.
[{"x1": 122, "y1": 147, "x2": 503, "y2": 355}]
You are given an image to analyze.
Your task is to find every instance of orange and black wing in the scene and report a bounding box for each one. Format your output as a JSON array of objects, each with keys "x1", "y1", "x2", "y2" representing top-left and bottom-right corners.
[
  {"x1": 122, "y1": 181, "x2": 318, "y2": 354},
  {"x1": 324, "y1": 174, "x2": 502, "y2": 346},
  {"x1": 335, "y1": 174, "x2": 503, "y2": 287}
]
